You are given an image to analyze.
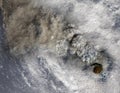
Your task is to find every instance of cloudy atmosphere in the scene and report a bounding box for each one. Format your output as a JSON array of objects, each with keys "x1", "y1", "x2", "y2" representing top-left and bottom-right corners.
[{"x1": 0, "y1": 0, "x2": 120, "y2": 93}]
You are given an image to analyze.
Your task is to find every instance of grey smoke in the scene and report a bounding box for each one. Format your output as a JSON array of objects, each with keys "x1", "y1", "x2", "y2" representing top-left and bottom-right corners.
[{"x1": 0, "y1": 0, "x2": 120, "y2": 93}]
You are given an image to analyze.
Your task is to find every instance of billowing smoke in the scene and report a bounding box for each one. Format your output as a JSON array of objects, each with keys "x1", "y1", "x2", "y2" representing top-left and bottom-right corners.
[
  {"x1": 1, "y1": 0, "x2": 120, "y2": 93},
  {"x1": 30, "y1": 0, "x2": 120, "y2": 64}
]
